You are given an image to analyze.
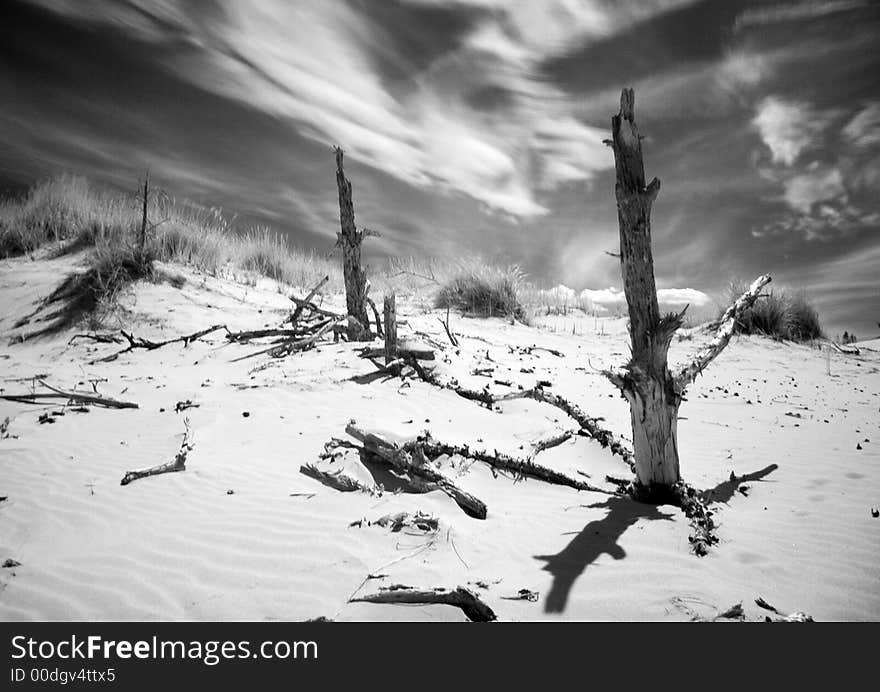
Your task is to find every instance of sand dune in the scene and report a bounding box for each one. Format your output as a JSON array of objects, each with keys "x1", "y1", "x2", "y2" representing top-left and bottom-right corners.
[{"x1": 1, "y1": 253, "x2": 878, "y2": 621}]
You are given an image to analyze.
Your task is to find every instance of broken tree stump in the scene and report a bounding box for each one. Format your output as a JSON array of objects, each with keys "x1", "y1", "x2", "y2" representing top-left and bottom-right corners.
[{"x1": 334, "y1": 147, "x2": 372, "y2": 341}]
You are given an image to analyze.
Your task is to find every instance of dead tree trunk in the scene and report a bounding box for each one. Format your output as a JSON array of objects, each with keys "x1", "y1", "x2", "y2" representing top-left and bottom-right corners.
[
  {"x1": 334, "y1": 147, "x2": 371, "y2": 341},
  {"x1": 604, "y1": 89, "x2": 771, "y2": 498},
  {"x1": 383, "y1": 294, "x2": 397, "y2": 365}
]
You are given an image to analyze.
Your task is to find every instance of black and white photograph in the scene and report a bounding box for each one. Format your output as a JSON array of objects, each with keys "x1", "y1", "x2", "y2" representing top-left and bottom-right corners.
[{"x1": 1, "y1": 0, "x2": 878, "y2": 628}]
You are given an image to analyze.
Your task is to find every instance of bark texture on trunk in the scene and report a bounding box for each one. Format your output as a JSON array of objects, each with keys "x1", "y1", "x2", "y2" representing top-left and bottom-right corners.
[
  {"x1": 605, "y1": 89, "x2": 772, "y2": 495},
  {"x1": 334, "y1": 147, "x2": 370, "y2": 341},
  {"x1": 608, "y1": 88, "x2": 683, "y2": 492},
  {"x1": 383, "y1": 293, "x2": 397, "y2": 364}
]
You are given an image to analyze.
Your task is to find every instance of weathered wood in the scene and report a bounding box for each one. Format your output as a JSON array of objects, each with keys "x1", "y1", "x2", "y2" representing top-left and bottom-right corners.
[
  {"x1": 233, "y1": 316, "x2": 349, "y2": 362},
  {"x1": 413, "y1": 434, "x2": 609, "y2": 494},
  {"x1": 674, "y1": 274, "x2": 772, "y2": 390},
  {"x1": 121, "y1": 421, "x2": 193, "y2": 485},
  {"x1": 299, "y1": 463, "x2": 379, "y2": 495},
  {"x1": 345, "y1": 424, "x2": 487, "y2": 519},
  {"x1": 1, "y1": 381, "x2": 139, "y2": 409},
  {"x1": 334, "y1": 147, "x2": 370, "y2": 341},
  {"x1": 290, "y1": 275, "x2": 329, "y2": 327},
  {"x1": 604, "y1": 88, "x2": 687, "y2": 492},
  {"x1": 365, "y1": 296, "x2": 383, "y2": 339},
  {"x1": 350, "y1": 584, "x2": 497, "y2": 622},
  {"x1": 383, "y1": 294, "x2": 397, "y2": 365},
  {"x1": 361, "y1": 345, "x2": 435, "y2": 361},
  {"x1": 92, "y1": 324, "x2": 228, "y2": 362}
]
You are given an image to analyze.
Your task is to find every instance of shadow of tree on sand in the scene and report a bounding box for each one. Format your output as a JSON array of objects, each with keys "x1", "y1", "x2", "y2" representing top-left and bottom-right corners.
[
  {"x1": 534, "y1": 496, "x2": 676, "y2": 614},
  {"x1": 700, "y1": 464, "x2": 779, "y2": 506}
]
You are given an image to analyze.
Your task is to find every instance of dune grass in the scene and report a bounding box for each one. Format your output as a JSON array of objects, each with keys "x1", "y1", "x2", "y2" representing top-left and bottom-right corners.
[
  {"x1": 0, "y1": 175, "x2": 348, "y2": 329},
  {"x1": 725, "y1": 280, "x2": 822, "y2": 342},
  {"x1": 433, "y1": 260, "x2": 528, "y2": 321}
]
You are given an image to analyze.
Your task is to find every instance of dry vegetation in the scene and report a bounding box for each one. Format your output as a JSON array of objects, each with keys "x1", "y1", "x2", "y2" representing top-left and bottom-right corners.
[
  {"x1": 724, "y1": 280, "x2": 822, "y2": 342},
  {"x1": 1, "y1": 174, "x2": 825, "y2": 340}
]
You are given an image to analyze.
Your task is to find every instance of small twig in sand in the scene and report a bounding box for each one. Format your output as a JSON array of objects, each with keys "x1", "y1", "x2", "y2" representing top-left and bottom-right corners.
[
  {"x1": 439, "y1": 306, "x2": 459, "y2": 347},
  {"x1": 120, "y1": 419, "x2": 193, "y2": 486}
]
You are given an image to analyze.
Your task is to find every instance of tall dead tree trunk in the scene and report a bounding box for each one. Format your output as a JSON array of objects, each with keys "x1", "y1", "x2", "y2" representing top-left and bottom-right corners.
[
  {"x1": 604, "y1": 89, "x2": 771, "y2": 498},
  {"x1": 334, "y1": 147, "x2": 371, "y2": 341}
]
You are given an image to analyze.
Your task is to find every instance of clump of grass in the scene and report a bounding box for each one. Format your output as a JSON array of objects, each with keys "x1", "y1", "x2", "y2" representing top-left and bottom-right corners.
[
  {"x1": 725, "y1": 280, "x2": 822, "y2": 342},
  {"x1": 234, "y1": 228, "x2": 340, "y2": 291},
  {"x1": 434, "y1": 260, "x2": 527, "y2": 321}
]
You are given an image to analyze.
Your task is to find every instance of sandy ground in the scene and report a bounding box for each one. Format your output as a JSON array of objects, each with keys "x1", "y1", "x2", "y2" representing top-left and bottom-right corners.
[{"x1": 1, "y1": 252, "x2": 878, "y2": 621}]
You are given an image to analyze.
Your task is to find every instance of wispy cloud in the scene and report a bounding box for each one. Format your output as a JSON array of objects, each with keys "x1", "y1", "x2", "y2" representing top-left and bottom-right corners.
[{"x1": 734, "y1": 0, "x2": 869, "y2": 32}]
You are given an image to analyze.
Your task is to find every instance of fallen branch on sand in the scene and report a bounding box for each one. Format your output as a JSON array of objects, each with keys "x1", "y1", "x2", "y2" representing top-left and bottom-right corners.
[
  {"x1": 84, "y1": 324, "x2": 228, "y2": 363},
  {"x1": 289, "y1": 275, "x2": 330, "y2": 327},
  {"x1": 396, "y1": 361, "x2": 636, "y2": 472},
  {"x1": 1, "y1": 380, "x2": 138, "y2": 409},
  {"x1": 120, "y1": 419, "x2": 193, "y2": 486},
  {"x1": 344, "y1": 425, "x2": 487, "y2": 519},
  {"x1": 233, "y1": 316, "x2": 350, "y2": 362},
  {"x1": 411, "y1": 432, "x2": 611, "y2": 494},
  {"x1": 350, "y1": 584, "x2": 497, "y2": 622},
  {"x1": 300, "y1": 462, "x2": 380, "y2": 495}
]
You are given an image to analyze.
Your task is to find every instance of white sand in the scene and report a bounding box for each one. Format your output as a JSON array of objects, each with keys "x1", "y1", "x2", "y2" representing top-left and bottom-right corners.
[{"x1": 1, "y1": 253, "x2": 878, "y2": 621}]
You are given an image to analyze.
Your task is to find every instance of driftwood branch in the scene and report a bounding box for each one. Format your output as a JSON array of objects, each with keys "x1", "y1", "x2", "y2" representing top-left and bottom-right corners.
[
  {"x1": 674, "y1": 274, "x2": 771, "y2": 391},
  {"x1": 350, "y1": 585, "x2": 497, "y2": 622},
  {"x1": 92, "y1": 325, "x2": 228, "y2": 362},
  {"x1": 300, "y1": 462, "x2": 379, "y2": 495},
  {"x1": 290, "y1": 275, "x2": 329, "y2": 326},
  {"x1": 1, "y1": 381, "x2": 139, "y2": 409},
  {"x1": 121, "y1": 420, "x2": 193, "y2": 485},
  {"x1": 345, "y1": 424, "x2": 487, "y2": 519},
  {"x1": 233, "y1": 316, "x2": 349, "y2": 362},
  {"x1": 413, "y1": 433, "x2": 611, "y2": 494},
  {"x1": 401, "y1": 364, "x2": 635, "y2": 472}
]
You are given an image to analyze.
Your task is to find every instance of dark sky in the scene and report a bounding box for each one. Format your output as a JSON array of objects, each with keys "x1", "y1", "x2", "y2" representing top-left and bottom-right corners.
[{"x1": 1, "y1": 0, "x2": 878, "y2": 335}]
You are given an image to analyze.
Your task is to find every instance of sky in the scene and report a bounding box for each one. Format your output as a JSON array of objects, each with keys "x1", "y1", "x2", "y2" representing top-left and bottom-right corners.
[{"x1": 1, "y1": 0, "x2": 878, "y2": 336}]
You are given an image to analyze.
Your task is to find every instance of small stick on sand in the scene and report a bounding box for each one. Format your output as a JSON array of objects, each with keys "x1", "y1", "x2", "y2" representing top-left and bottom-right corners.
[{"x1": 120, "y1": 419, "x2": 193, "y2": 486}]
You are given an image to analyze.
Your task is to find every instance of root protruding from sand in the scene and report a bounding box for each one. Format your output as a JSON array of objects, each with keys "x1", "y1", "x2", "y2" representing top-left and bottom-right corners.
[
  {"x1": 120, "y1": 420, "x2": 193, "y2": 486},
  {"x1": 350, "y1": 584, "x2": 497, "y2": 622}
]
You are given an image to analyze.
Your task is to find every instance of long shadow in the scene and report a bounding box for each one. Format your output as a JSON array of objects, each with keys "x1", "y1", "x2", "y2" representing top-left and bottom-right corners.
[
  {"x1": 534, "y1": 495, "x2": 675, "y2": 614},
  {"x1": 700, "y1": 464, "x2": 779, "y2": 506}
]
